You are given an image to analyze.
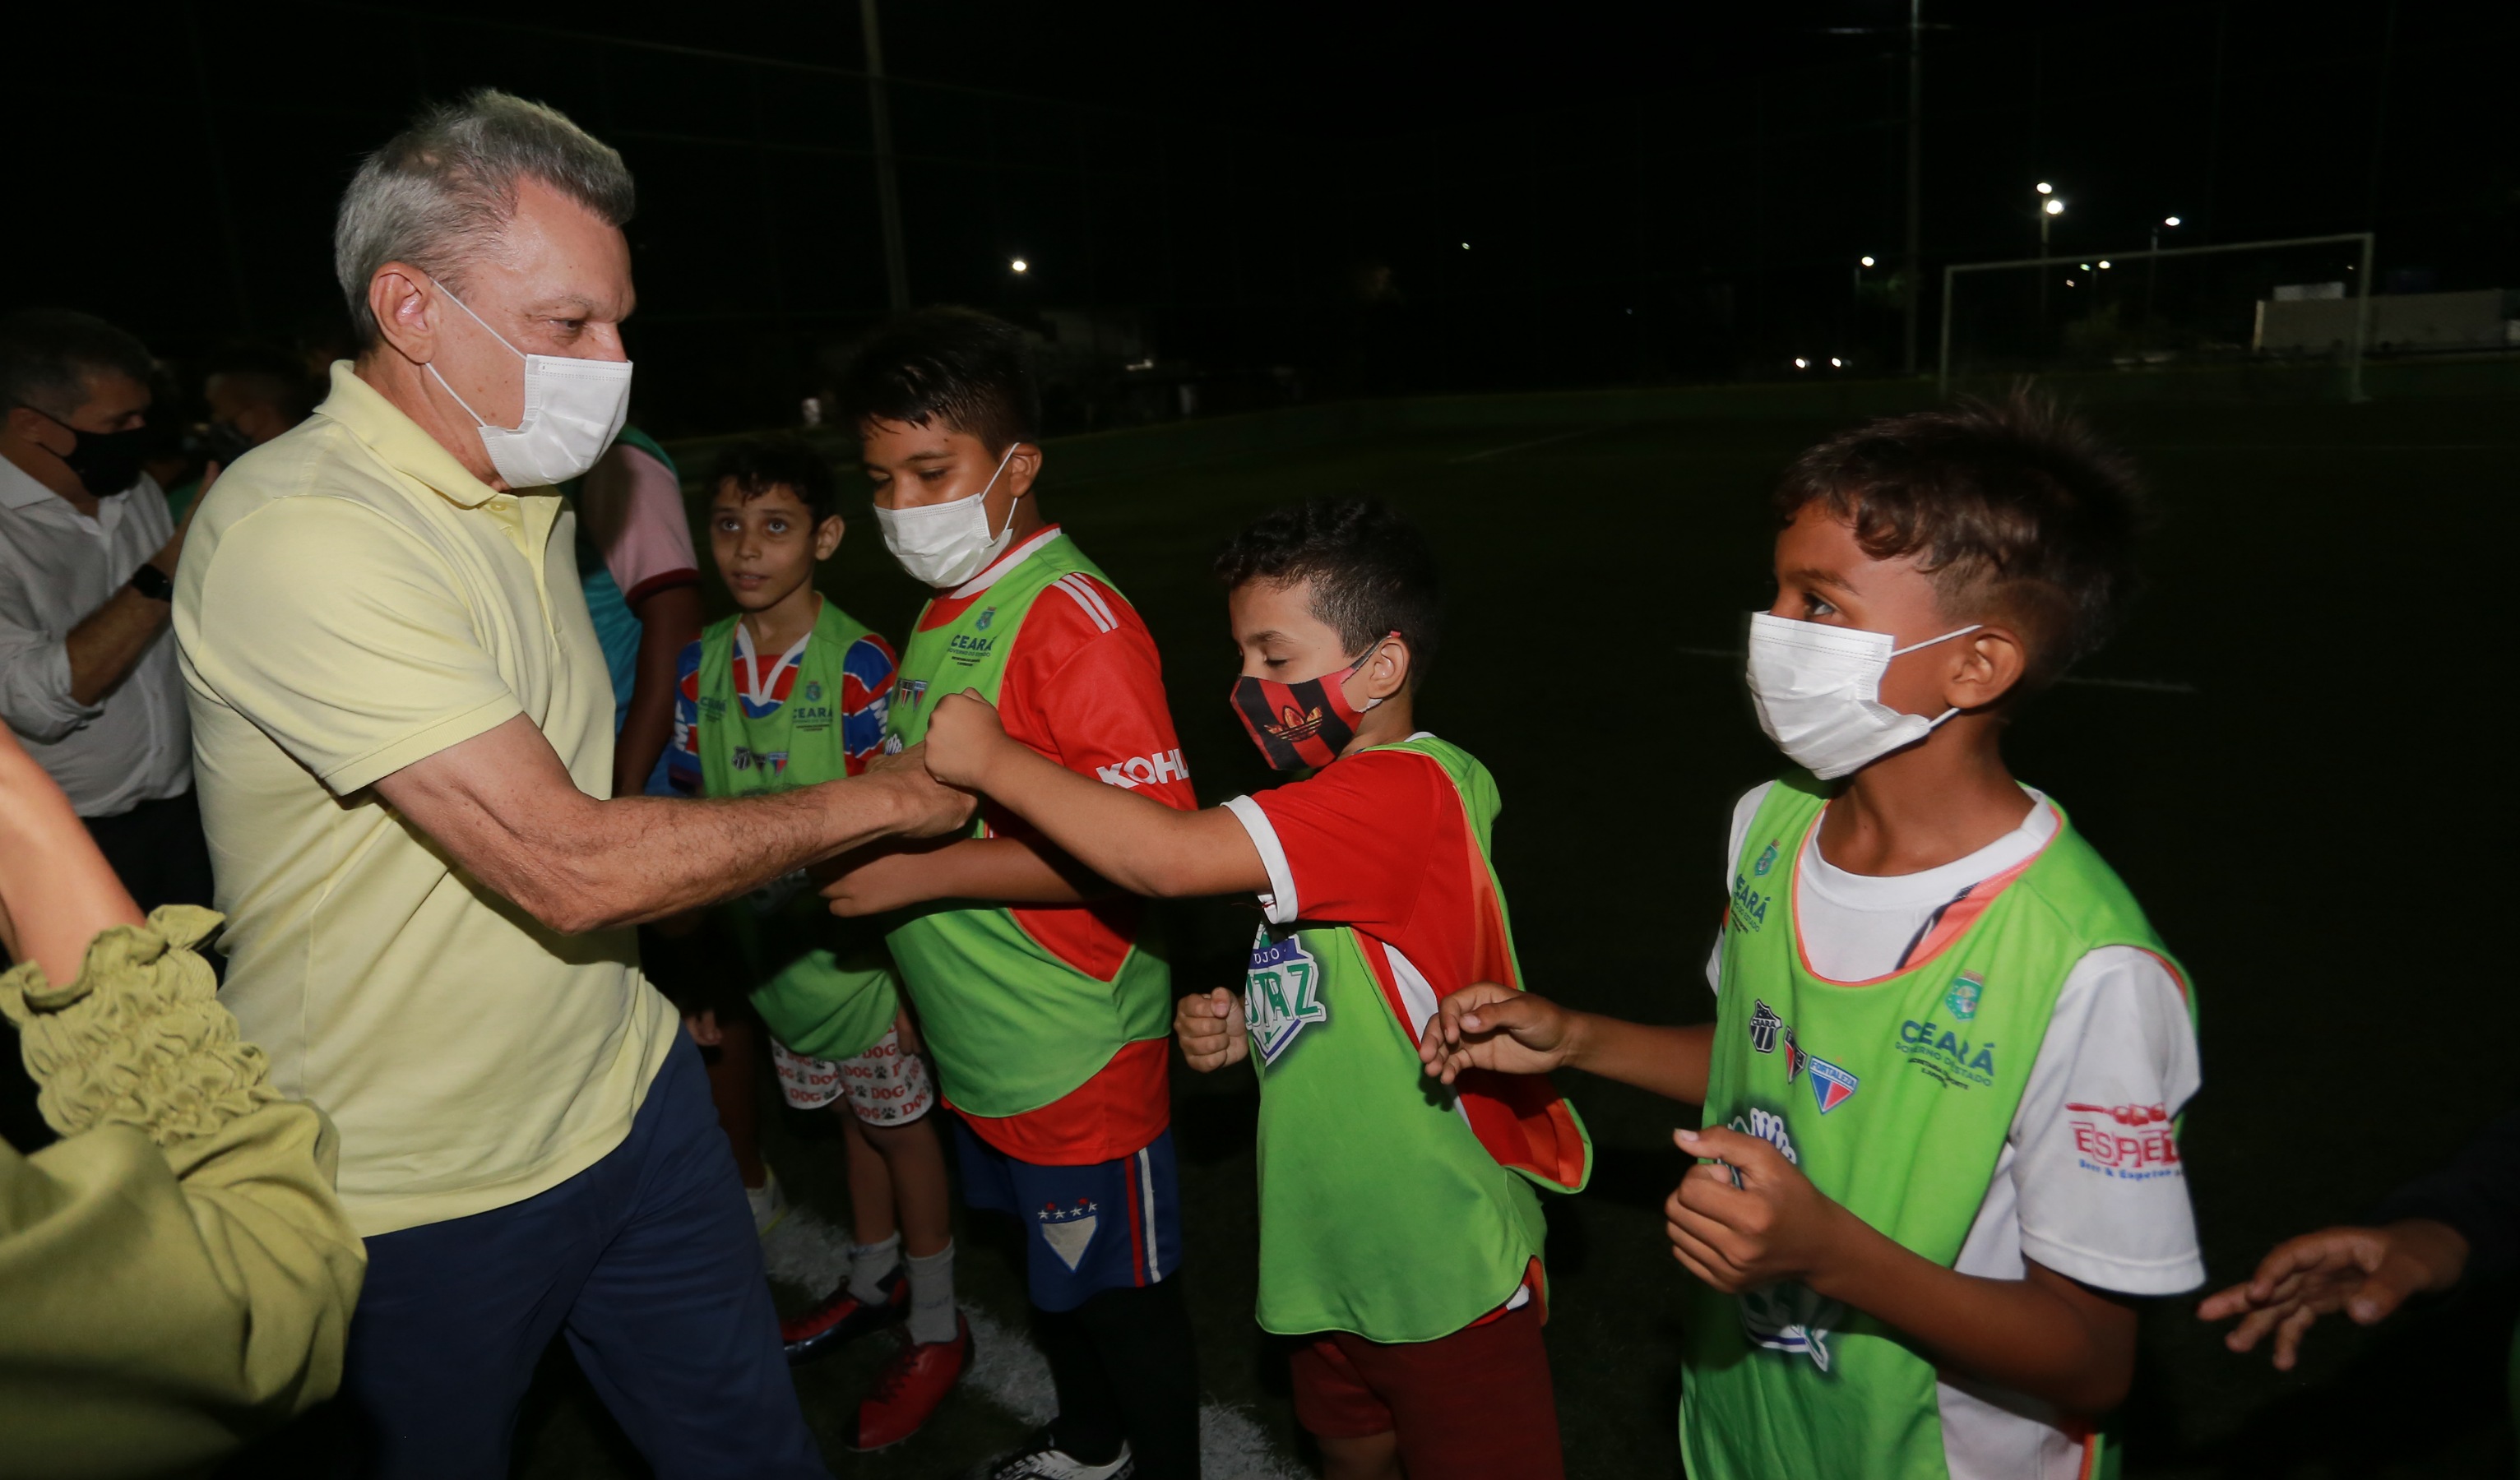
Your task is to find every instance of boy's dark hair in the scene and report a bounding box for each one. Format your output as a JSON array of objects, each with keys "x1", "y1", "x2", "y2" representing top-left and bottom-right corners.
[
  {"x1": 1215, "y1": 497, "x2": 1443, "y2": 682},
  {"x1": 838, "y1": 307, "x2": 1040, "y2": 454},
  {"x1": 712, "y1": 435, "x2": 840, "y2": 524},
  {"x1": 1775, "y1": 391, "x2": 2143, "y2": 688},
  {"x1": 0, "y1": 308, "x2": 154, "y2": 418},
  {"x1": 205, "y1": 342, "x2": 321, "y2": 423}
]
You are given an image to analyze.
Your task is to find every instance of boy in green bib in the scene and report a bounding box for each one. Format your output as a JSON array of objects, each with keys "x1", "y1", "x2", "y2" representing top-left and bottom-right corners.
[
  {"x1": 920, "y1": 497, "x2": 1591, "y2": 1480},
  {"x1": 815, "y1": 309, "x2": 1202, "y2": 1480},
  {"x1": 661, "y1": 436, "x2": 967, "y2": 1450},
  {"x1": 1421, "y1": 395, "x2": 2203, "y2": 1480}
]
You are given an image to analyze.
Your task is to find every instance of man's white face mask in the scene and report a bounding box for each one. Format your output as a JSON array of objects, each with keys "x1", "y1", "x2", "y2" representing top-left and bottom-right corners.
[
  {"x1": 424, "y1": 276, "x2": 632, "y2": 488},
  {"x1": 871, "y1": 442, "x2": 1022, "y2": 589},
  {"x1": 1743, "y1": 611, "x2": 1982, "y2": 779}
]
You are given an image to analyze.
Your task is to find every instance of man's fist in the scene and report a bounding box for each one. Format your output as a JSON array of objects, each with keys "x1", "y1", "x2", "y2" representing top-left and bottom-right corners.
[
  {"x1": 862, "y1": 742, "x2": 977, "y2": 838},
  {"x1": 923, "y1": 691, "x2": 1007, "y2": 790},
  {"x1": 1416, "y1": 983, "x2": 1578, "y2": 1085},
  {"x1": 1174, "y1": 987, "x2": 1248, "y2": 1073},
  {"x1": 2197, "y1": 1219, "x2": 2471, "y2": 1371}
]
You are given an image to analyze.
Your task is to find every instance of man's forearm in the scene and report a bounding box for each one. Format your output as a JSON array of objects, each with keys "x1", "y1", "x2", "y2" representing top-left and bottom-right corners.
[
  {"x1": 1567, "y1": 1016, "x2": 1715, "y2": 1103},
  {"x1": 542, "y1": 780, "x2": 932, "y2": 929},
  {"x1": 1809, "y1": 1223, "x2": 2133, "y2": 1413},
  {"x1": 66, "y1": 585, "x2": 170, "y2": 705}
]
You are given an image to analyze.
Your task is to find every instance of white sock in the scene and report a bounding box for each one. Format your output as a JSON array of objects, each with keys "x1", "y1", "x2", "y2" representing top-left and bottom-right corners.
[
  {"x1": 847, "y1": 1232, "x2": 902, "y2": 1305},
  {"x1": 905, "y1": 1241, "x2": 957, "y2": 1345}
]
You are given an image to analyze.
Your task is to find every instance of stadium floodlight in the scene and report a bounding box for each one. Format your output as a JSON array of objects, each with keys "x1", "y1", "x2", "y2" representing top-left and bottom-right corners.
[
  {"x1": 1010, "y1": 257, "x2": 1029, "y2": 273},
  {"x1": 2036, "y1": 181, "x2": 2054, "y2": 195},
  {"x1": 2164, "y1": 215, "x2": 2181, "y2": 227},
  {"x1": 2099, "y1": 260, "x2": 2112, "y2": 270},
  {"x1": 2043, "y1": 198, "x2": 2065, "y2": 217},
  {"x1": 1793, "y1": 358, "x2": 1809, "y2": 369},
  {"x1": 1830, "y1": 358, "x2": 1844, "y2": 368},
  {"x1": 1860, "y1": 256, "x2": 1876, "y2": 267}
]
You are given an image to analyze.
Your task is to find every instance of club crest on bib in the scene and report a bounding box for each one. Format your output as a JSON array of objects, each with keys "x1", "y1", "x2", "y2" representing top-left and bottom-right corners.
[
  {"x1": 1748, "y1": 999, "x2": 1784, "y2": 1055},
  {"x1": 1245, "y1": 927, "x2": 1327, "y2": 1065},
  {"x1": 1753, "y1": 838, "x2": 1781, "y2": 876},
  {"x1": 1806, "y1": 1054, "x2": 1859, "y2": 1113},
  {"x1": 1944, "y1": 970, "x2": 1984, "y2": 1021}
]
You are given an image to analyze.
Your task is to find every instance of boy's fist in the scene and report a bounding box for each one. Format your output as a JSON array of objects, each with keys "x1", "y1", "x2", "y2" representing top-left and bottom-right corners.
[
  {"x1": 2197, "y1": 1219, "x2": 2471, "y2": 1371},
  {"x1": 1664, "y1": 1125, "x2": 1852, "y2": 1293},
  {"x1": 923, "y1": 691, "x2": 1007, "y2": 789},
  {"x1": 1174, "y1": 987, "x2": 1248, "y2": 1073},
  {"x1": 1417, "y1": 983, "x2": 1577, "y2": 1085}
]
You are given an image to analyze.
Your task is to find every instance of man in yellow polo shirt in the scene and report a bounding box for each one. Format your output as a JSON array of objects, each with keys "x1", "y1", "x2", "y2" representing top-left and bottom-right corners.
[{"x1": 173, "y1": 91, "x2": 968, "y2": 1479}]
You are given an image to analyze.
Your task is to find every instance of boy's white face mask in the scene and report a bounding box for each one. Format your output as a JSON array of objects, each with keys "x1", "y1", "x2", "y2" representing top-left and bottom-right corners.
[
  {"x1": 872, "y1": 442, "x2": 1021, "y2": 589},
  {"x1": 424, "y1": 276, "x2": 632, "y2": 488},
  {"x1": 1743, "y1": 611, "x2": 1981, "y2": 779}
]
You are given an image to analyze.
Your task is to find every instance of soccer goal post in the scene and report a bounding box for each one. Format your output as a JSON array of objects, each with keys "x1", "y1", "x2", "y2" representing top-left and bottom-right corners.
[{"x1": 1938, "y1": 231, "x2": 2377, "y2": 400}]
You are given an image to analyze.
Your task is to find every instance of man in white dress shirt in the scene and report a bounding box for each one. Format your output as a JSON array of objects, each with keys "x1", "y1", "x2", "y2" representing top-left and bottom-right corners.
[{"x1": 0, "y1": 308, "x2": 211, "y2": 1146}]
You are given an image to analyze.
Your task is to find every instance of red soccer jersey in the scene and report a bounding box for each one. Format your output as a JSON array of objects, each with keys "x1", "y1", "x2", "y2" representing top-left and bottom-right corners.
[{"x1": 915, "y1": 526, "x2": 1194, "y2": 1163}]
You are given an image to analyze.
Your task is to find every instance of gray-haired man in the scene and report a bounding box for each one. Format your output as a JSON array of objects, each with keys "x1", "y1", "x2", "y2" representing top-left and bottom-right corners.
[{"x1": 174, "y1": 91, "x2": 968, "y2": 1478}]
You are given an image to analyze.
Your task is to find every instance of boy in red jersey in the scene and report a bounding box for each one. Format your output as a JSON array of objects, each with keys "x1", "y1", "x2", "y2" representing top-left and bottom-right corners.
[
  {"x1": 920, "y1": 497, "x2": 1590, "y2": 1480},
  {"x1": 816, "y1": 308, "x2": 1199, "y2": 1480}
]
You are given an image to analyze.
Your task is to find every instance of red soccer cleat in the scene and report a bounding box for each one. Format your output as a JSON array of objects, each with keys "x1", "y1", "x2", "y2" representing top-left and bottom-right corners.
[
  {"x1": 781, "y1": 1267, "x2": 907, "y2": 1365},
  {"x1": 844, "y1": 1311, "x2": 971, "y2": 1452}
]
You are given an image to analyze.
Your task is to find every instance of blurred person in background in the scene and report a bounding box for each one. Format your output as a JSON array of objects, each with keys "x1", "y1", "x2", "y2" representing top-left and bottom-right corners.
[
  {"x1": 0, "y1": 719, "x2": 364, "y2": 1479},
  {"x1": 164, "y1": 344, "x2": 322, "y2": 521},
  {"x1": 569, "y1": 423, "x2": 702, "y2": 798}
]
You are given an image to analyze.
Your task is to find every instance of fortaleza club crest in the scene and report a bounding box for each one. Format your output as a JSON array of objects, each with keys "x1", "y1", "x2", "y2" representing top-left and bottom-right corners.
[
  {"x1": 1244, "y1": 928, "x2": 1327, "y2": 1065},
  {"x1": 1036, "y1": 1196, "x2": 1100, "y2": 1271},
  {"x1": 1805, "y1": 1054, "x2": 1859, "y2": 1113},
  {"x1": 1944, "y1": 970, "x2": 1984, "y2": 1021}
]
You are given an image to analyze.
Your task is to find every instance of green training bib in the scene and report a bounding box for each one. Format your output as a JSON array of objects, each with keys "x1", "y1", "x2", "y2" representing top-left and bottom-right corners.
[
  {"x1": 882, "y1": 533, "x2": 1173, "y2": 1119},
  {"x1": 1680, "y1": 774, "x2": 2192, "y2": 1480},
  {"x1": 693, "y1": 599, "x2": 901, "y2": 1062},
  {"x1": 1244, "y1": 736, "x2": 1591, "y2": 1342}
]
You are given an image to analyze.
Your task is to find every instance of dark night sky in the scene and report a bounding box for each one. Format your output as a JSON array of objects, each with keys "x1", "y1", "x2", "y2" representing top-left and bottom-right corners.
[{"x1": 6, "y1": 1, "x2": 2509, "y2": 428}]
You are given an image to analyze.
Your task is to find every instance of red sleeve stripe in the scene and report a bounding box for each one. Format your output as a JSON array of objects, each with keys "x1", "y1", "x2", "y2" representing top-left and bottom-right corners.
[
  {"x1": 620, "y1": 568, "x2": 702, "y2": 607},
  {"x1": 1054, "y1": 574, "x2": 1118, "y2": 633}
]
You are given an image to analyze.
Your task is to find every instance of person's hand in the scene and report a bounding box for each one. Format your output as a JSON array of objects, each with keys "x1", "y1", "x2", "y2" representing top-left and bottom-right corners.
[
  {"x1": 1416, "y1": 982, "x2": 1579, "y2": 1085},
  {"x1": 923, "y1": 691, "x2": 1008, "y2": 791},
  {"x1": 2197, "y1": 1220, "x2": 2471, "y2": 1371},
  {"x1": 683, "y1": 1008, "x2": 724, "y2": 1047},
  {"x1": 861, "y1": 742, "x2": 977, "y2": 838},
  {"x1": 1174, "y1": 987, "x2": 1248, "y2": 1073},
  {"x1": 1664, "y1": 1124, "x2": 1855, "y2": 1293},
  {"x1": 819, "y1": 844, "x2": 936, "y2": 917}
]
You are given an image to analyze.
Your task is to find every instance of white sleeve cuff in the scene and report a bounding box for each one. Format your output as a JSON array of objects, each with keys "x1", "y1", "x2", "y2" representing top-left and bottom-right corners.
[
  {"x1": 2021, "y1": 1229, "x2": 2207, "y2": 1297},
  {"x1": 1223, "y1": 795, "x2": 1299, "y2": 925},
  {"x1": 0, "y1": 637, "x2": 105, "y2": 742}
]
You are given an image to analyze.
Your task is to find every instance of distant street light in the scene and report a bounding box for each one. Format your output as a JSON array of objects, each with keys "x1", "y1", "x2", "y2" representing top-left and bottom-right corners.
[
  {"x1": 1860, "y1": 256, "x2": 1876, "y2": 267},
  {"x1": 1010, "y1": 257, "x2": 1030, "y2": 274},
  {"x1": 2147, "y1": 215, "x2": 2183, "y2": 326},
  {"x1": 2036, "y1": 186, "x2": 2067, "y2": 337},
  {"x1": 1794, "y1": 358, "x2": 1809, "y2": 369}
]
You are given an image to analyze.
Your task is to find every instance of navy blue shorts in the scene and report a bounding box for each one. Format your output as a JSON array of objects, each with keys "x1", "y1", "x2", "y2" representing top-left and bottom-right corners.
[{"x1": 954, "y1": 1117, "x2": 1184, "y2": 1313}]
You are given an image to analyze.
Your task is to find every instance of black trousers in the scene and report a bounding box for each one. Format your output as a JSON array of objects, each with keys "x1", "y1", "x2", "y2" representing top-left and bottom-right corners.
[{"x1": 0, "y1": 788, "x2": 215, "y2": 1153}]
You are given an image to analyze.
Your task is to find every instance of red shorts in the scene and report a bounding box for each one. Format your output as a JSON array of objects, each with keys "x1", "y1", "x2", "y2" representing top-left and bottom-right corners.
[{"x1": 1287, "y1": 1297, "x2": 1564, "y2": 1480}]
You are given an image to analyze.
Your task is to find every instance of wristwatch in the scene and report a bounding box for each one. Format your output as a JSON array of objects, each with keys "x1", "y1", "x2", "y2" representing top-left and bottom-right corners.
[{"x1": 127, "y1": 562, "x2": 174, "y2": 603}]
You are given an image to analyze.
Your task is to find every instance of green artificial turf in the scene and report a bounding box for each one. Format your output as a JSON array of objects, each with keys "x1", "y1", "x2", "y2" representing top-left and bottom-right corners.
[{"x1": 240, "y1": 386, "x2": 2520, "y2": 1478}]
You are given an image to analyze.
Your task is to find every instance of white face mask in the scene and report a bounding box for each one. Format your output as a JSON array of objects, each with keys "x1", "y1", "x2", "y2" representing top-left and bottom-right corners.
[
  {"x1": 424, "y1": 277, "x2": 632, "y2": 488},
  {"x1": 871, "y1": 442, "x2": 1022, "y2": 588},
  {"x1": 1744, "y1": 611, "x2": 1983, "y2": 780}
]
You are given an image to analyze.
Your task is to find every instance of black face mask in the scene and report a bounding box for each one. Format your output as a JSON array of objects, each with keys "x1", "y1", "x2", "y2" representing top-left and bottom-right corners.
[{"x1": 38, "y1": 412, "x2": 151, "y2": 497}]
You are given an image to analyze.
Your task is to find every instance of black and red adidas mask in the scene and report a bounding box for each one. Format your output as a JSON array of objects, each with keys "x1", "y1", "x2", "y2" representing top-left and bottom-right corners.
[{"x1": 1228, "y1": 637, "x2": 1393, "y2": 771}]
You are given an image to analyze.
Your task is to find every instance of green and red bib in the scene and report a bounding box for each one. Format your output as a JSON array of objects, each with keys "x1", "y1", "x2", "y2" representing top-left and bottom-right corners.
[
  {"x1": 1244, "y1": 735, "x2": 1591, "y2": 1343},
  {"x1": 882, "y1": 532, "x2": 1173, "y2": 1121},
  {"x1": 1681, "y1": 775, "x2": 2191, "y2": 1480}
]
